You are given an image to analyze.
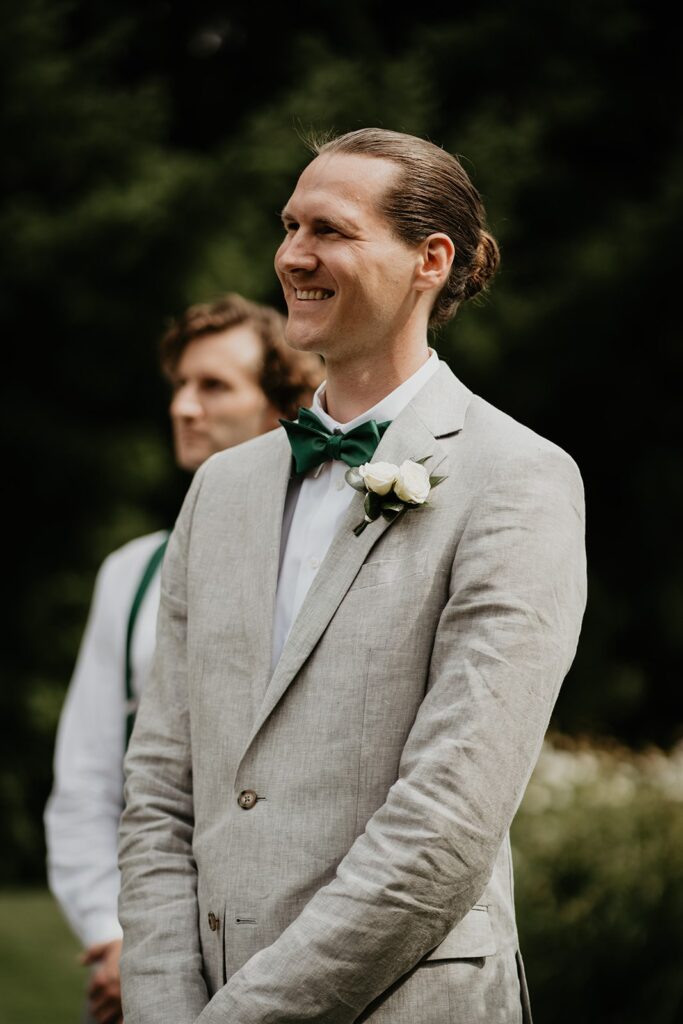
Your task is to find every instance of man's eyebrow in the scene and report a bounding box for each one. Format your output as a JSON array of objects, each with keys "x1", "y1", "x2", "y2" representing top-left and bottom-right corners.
[
  {"x1": 279, "y1": 208, "x2": 359, "y2": 233},
  {"x1": 316, "y1": 214, "x2": 358, "y2": 233}
]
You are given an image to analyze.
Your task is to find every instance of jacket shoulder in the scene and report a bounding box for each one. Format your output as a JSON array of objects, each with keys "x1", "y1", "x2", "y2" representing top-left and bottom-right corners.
[
  {"x1": 203, "y1": 428, "x2": 286, "y2": 477},
  {"x1": 463, "y1": 393, "x2": 582, "y2": 481},
  {"x1": 197, "y1": 429, "x2": 289, "y2": 497}
]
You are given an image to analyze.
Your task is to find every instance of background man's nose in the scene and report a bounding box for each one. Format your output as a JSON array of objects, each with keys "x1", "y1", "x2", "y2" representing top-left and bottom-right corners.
[{"x1": 171, "y1": 384, "x2": 202, "y2": 418}]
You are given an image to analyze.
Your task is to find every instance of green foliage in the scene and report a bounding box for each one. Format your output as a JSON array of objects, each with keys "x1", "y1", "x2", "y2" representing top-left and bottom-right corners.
[
  {"x1": 0, "y1": 0, "x2": 680, "y2": 881},
  {"x1": 513, "y1": 738, "x2": 683, "y2": 1023}
]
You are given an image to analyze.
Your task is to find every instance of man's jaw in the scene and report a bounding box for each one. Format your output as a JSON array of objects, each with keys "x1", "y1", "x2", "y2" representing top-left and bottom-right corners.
[{"x1": 283, "y1": 282, "x2": 336, "y2": 351}]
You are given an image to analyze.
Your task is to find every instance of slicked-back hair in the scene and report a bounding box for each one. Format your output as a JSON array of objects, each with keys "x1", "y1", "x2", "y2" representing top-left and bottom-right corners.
[{"x1": 309, "y1": 128, "x2": 500, "y2": 327}]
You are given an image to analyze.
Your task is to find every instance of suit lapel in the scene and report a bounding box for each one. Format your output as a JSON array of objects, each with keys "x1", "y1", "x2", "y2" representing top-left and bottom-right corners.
[
  {"x1": 242, "y1": 362, "x2": 473, "y2": 748},
  {"x1": 240, "y1": 429, "x2": 293, "y2": 714}
]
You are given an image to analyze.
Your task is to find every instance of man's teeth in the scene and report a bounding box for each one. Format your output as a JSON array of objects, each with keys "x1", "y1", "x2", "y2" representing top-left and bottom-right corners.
[{"x1": 296, "y1": 289, "x2": 334, "y2": 300}]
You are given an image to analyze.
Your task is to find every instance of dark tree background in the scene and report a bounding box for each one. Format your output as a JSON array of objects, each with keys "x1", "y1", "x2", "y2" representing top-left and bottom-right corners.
[{"x1": 1, "y1": 0, "x2": 680, "y2": 888}]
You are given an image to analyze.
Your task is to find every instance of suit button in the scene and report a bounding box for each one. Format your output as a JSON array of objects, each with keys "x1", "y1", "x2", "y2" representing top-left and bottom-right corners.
[
  {"x1": 237, "y1": 789, "x2": 258, "y2": 810},
  {"x1": 208, "y1": 912, "x2": 219, "y2": 932}
]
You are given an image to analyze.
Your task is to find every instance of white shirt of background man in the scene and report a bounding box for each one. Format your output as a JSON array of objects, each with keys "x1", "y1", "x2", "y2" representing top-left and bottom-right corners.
[{"x1": 44, "y1": 530, "x2": 166, "y2": 946}]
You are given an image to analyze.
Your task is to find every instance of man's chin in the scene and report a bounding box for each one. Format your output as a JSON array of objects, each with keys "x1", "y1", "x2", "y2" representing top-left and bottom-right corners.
[
  {"x1": 175, "y1": 444, "x2": 213, "y2": 473},
  {"x1": 284, "y1": 324, "x2": 328, "y2": 355}
]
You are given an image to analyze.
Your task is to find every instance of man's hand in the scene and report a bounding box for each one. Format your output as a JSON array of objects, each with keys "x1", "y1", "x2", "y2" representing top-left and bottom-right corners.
[{"x1": 81, "y1": 938, "x2": 123, "y2": 1024}]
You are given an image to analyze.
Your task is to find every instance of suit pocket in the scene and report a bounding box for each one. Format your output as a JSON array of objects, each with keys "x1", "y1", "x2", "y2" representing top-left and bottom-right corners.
[
  {"x1": 423, "y1": 905, "x2": 497, "y2": 961},
  {"x1": 351, "y1": 549, "x2": 431, "y2": 590}
]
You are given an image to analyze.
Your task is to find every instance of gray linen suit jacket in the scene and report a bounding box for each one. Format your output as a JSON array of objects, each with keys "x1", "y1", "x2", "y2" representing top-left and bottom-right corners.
[{"x1": 119, "y1": 362, "x2": 587, "y2": 1024}]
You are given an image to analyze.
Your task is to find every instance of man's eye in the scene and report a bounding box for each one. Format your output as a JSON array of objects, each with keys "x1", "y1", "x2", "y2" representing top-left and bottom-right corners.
[
  {"x1": 284, "y1": 221, "x2": 298, "y2": 233},
  {"x1": 202, "y1": 379, "x2": 229, "y2": 391},
  {"x1": 317, "y1": 225, "x2": 340, "y2": 236}
]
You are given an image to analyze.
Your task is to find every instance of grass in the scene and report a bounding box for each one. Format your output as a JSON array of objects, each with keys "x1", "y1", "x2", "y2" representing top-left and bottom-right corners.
[{"x1": 0, "y1": 889, "x2": 83, "y2": 1024}]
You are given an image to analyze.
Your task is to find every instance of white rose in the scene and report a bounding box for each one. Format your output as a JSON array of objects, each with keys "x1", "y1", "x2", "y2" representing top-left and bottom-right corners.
[
  {"x1": 393, "y1": 460, "x2": 431, "y2": 504},
  {"x1": 358, "y1": 461, "x2": 399, "y2": 495}
]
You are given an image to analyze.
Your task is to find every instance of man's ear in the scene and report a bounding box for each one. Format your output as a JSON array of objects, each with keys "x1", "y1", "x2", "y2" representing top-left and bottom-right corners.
[{"x1": 414, "y1": 233, "x2": 455, "y2": 294}]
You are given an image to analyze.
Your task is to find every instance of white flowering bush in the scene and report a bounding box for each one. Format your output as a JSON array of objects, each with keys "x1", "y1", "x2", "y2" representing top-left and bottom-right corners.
[{"x1": 512, "y1": 736, "x2": 683, "y2": 1023}]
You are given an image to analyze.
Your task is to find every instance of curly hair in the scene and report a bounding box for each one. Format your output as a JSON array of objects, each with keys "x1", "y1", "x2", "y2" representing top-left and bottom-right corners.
[{"x1": 159, "y1": 294, "x2": 323, "y2": 420}]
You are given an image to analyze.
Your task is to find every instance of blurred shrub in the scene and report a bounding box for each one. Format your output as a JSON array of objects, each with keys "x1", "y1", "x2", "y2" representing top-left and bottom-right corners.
[{"x1": 513, "y1": 737, "x2": 683, "y2": 1024}]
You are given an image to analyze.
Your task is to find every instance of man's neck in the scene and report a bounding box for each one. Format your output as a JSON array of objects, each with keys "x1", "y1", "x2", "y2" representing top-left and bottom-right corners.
[{"x1": 321, "y1": 344, "x2": 431, "y2": 423}]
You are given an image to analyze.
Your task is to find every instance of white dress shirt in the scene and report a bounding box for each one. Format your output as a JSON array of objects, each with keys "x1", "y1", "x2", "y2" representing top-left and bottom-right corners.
[
  {"x1": 272, "y1": 348, "x2": 440, "y2": 670},
  {"x1": 44, "y1": 530, "x2": 166, "y2": 946}
]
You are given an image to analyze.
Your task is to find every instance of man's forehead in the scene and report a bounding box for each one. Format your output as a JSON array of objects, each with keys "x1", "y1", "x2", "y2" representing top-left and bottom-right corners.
[
  {"x1": 285, "y1": 153, "x2": 398, "y2": 218},
  {"x1": 177, "y1": 326, "x2": 262, "y2": 374}
]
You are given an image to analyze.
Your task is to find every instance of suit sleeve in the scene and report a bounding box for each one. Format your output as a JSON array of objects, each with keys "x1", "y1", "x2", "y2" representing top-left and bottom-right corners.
[
  {"x1": 118, "y1": 468, "x2": 210, "y2": 1024},
  {"x1": 195, "y1": 445, "x2": 587, "y2": 1024}
]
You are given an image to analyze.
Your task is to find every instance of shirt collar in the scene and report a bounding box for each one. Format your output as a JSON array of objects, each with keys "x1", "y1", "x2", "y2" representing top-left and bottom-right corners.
[{"x1": 310, "y1": 348, "x2": 440, "y2": 433}]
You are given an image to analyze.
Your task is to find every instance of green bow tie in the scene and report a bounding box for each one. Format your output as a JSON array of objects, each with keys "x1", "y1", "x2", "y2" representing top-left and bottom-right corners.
[{"x1": 279, "y1": 407, "x2": 392, "y2": 476}]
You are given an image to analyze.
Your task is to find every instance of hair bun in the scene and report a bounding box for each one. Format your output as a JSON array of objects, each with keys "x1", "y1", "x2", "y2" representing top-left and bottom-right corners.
[{"x1": 464, "y1": 231, "x2": 501, "y2": 300}]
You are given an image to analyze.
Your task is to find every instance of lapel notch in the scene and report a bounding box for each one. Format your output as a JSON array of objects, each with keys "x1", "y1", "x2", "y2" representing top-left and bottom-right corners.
[
  {"x1": 246, "y1": 404, "x2": 448, "y2": 746},
  {"x1": 239, "y1": 361, "x2": 474, "y2": 755}
]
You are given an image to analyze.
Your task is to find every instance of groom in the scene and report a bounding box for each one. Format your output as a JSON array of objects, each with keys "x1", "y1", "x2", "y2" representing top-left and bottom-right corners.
[{"x1": 118, "y1": 128, "x2": 587, "y2": 1024}]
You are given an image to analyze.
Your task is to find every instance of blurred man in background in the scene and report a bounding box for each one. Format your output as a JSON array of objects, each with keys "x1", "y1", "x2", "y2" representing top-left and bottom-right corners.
[{"x1": 44, "y1": 293, "x2": 323, "y2": 1024}]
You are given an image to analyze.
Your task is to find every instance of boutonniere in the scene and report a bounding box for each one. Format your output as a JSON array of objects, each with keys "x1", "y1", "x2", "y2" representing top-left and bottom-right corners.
[{"x1": 345, "y1": 457, "x2": 447, "y2": 536}]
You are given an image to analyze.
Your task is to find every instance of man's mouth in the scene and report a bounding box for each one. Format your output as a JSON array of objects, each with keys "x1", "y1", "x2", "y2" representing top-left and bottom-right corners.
[{"x1": 295, "y1": 288, "x2": 335, "y2": 301}]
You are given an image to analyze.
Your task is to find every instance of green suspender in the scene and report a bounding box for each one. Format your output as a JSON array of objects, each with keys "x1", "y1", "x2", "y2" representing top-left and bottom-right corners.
[{"x1": 124, "y1": 535, "x2": 169, "y2": 748}]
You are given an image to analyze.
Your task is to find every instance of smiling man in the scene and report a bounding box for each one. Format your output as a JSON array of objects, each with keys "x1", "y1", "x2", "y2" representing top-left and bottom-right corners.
[{"x1": 119, "y1": 130, "x2": 587, "y2": 1024}]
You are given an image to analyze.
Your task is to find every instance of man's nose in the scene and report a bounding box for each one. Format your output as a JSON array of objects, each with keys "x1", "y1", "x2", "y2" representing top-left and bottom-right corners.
[
  {"x1": 170, "y1": 384, "x2": 202, "y2": 418},
  {"x1": 276, "y1": 231, "x2": 318, "y2": 275}
]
